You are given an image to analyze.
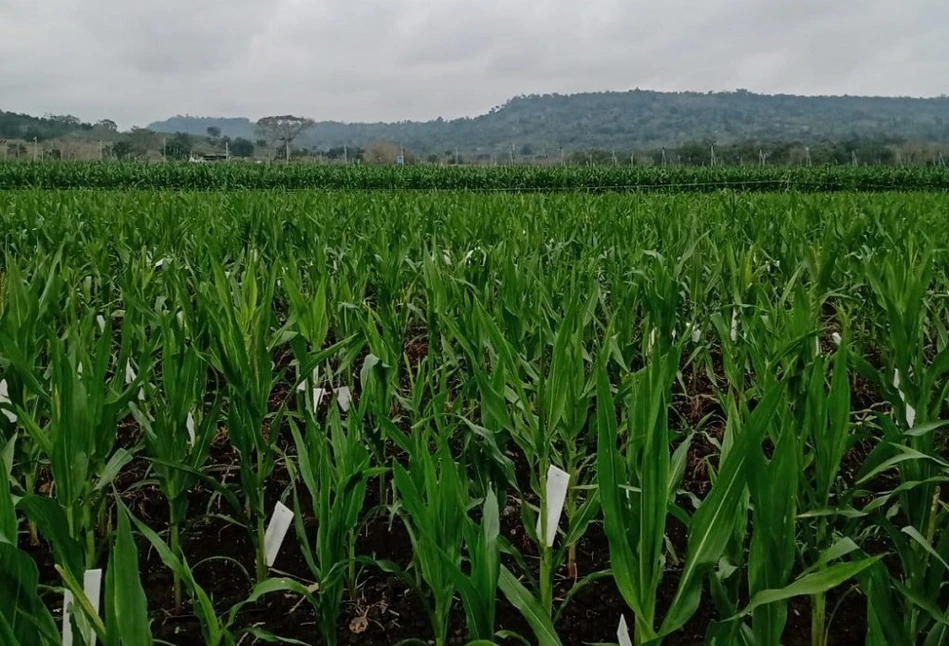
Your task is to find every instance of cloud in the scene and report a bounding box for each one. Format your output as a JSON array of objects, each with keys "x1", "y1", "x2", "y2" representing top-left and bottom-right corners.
[{"x1": 0, "y1": 0, "x2": 946, "y2": 128}]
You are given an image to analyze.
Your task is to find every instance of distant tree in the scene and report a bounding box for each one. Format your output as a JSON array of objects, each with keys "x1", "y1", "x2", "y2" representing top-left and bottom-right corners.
[
  {"x1": 256, "y1": 115, "x2": 314, "y2": 161},
  {"x1": 165, "y1": 132, "x2": 193, "y2": 160},
  {"x1": 255, "y1": 139, "x2": 267, "y2": 148},
  {"x1": 426, "y1": 153, "x2": 439, "y2": 164},
  {"x1": 110, "y1": 141, "x2": 133, "y2": 160},
  {"x1": 206, "y1": 126, "x2": 221, "y2": 139},
  {"x1": 96, "y1": 119, "x2": 118, "y2": 133},
  {"x1": 46, "y1": 114, "x2": 81, "y2": 127},
  {"x1": 127, "y1": 127, "x2": 159, "y2": 158},
  {"x1": 231, "y1": 137, "x2": 255, "y2": 158}
]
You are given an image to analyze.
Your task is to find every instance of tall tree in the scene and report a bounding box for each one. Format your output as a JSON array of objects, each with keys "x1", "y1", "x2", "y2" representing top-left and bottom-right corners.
[
  {"x1": 256, "y1": 115, "x2": 314, "y2": 161},
  {"x1": 231, "y1": 137, "x2": 255, "y2": 158},
  {"x1": 206, "y1": 126, "x2": 221, "y2": 139},
  {"x1": 96, "y1": 119, "x2": 118, "y2": 133}
]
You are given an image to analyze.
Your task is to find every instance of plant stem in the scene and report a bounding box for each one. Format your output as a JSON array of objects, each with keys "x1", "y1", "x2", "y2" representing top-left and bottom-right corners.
[
  {"x1": 256, "y1": 508, "x2": 267, "y2": 583},
  {"x1": 347, "y1": 533, "x2": 357, "y2": 600},
  {"x1": 83, "y1": 505, "x2": 96, "y2": 569},
  {"x1": 811, "y1": 591, "x2": 825, "y2": 646},
  {"x1": 540, "y1": 544, "x2": 553, "y2": 617},
  {"x1": 170, "y1": 520, "x2": 182, "y2": 613},
  {"x1": 26, "y1": 470, "x2": 39, "y2": 546}
]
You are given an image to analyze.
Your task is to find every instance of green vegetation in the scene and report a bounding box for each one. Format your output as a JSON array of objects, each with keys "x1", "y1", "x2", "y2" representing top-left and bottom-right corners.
[
  {"x1": 1, "y1": 161, "x2": 948, "y2": 191},
  {"x1": 1, "y1": 187, "x2": 947, "y2": 645},
  {"x1": 147, "y1": 89, "x2": 949, "y2": 155}
]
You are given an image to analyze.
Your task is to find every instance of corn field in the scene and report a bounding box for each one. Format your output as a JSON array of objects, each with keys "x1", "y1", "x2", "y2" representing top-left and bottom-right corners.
[
  {"x1": 0, "y1": 188, "x2": 947, "y2": 646},
  {"x1": 1, "y1": 161, "x2": 949, "y2": 192}
]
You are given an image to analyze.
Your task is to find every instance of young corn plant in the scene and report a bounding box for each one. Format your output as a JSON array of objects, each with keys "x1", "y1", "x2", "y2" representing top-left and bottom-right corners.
[
  {"x1": 853, "y1": 245, "x2": 949, "y2": 646},
  {"x1": 0, "y1": 251, "x2": 65, "y2": 545},
  {"x1": 130, "y1": 309, "x2": 220, "y2": 613},
  {"x1": 446, "y1": 488, "x2": 501, "y2": 642},
  {"x1": 389, "y1": 420, "x2": 467, "y2": 646},
  {"x1": 0, "y1": 434, "x2": 61, "y2": 645},
  {"x1": 461, "y1": 297, "x2": 600, "y2": 619},
  {"x1": 200, "y1": 255, "x2": 285, "y2": 583},
  {"x1": 706, "y1": 365, "x2": 877, "y2": 646},
  {"x1": 656, "y1": 381, "x2": 785, "y2": 642},
  {"x1": 596, "y1": 343, "x2": 682, "y2": 644},
  {"x1": 286, "y1": 404, "x2": 379, "y2": 646},
  {"x1": 59, "y1": 505, "x2": 153, "y2": 646},
  {"x1": 127, "y1": 501, "x2": 316, "y2": 646},
  {"x1": 17, "y1": 316, "x2": 145, "y2": 576}
]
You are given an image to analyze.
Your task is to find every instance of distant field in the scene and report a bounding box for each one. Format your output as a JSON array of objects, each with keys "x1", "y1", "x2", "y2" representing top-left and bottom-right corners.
[{"x1": 1, "y1": 160, "x2": 949, "y2": 191}]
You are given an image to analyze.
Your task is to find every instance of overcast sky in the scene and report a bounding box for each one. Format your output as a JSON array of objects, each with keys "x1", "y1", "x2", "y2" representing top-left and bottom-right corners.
[{"x1": 1, "y1": 0, "x2": 947, "y2": 128}]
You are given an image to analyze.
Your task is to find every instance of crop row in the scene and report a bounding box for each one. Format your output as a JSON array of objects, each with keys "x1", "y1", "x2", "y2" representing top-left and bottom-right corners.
[
  {"x1": 0, "y1": 190, "x2": 947, "y2": 645},
  {"x1": 1, "y1": 161, "x2": 949, "y2": 191}
]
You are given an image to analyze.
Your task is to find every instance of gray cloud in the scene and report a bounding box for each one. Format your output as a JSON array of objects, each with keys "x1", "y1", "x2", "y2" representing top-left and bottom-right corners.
[{"x1": 0, "y1": 0, "x2": 946, "y2": 128}]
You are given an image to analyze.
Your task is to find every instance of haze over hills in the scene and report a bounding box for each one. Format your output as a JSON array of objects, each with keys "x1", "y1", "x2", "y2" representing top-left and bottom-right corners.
[{"x1": 147, "y1": 89, "x2": 949, "y2": 154}]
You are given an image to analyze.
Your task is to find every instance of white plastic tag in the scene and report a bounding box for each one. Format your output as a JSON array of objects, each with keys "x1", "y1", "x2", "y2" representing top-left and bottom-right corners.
[
  {"x1": 186, "y1": 411, "x2": 196, "y2": 446},
  {"x1": 536, "y1": 465, "x2": 570, "y2": 548},
  {"x1": 125, "y1": 361, "x2": 136, "y2": 385},
  {"x1": 263, "y1": 502, "x2": 295, "y2": 567},
  {"x1": 0, "y1": 379, "x2": 16, "y2": 423},
  {"x1": 312, "y1": 387, "x2": 327, "y2": 410},
  {"x1": 297, "y1": 367, "x2": 320, "y2": 392},
  {"x1": 617, "y1": 615, "x2": 633, "y2": 646},
  {"x1": 96, "y1": 315, "x2": 106, "y2": 332},
  {"x1": 730, "y1": 309, "x2": 739, "y2": 342},
  {"x1": 337, "y1": 386, "x2": 352, "y2": 412},
  {"x1": 893, "y1": 369, "x2": 916, "y2": 428},
  {"x1": 63, "y1": 569, "x2": 103, "y2": 646}
]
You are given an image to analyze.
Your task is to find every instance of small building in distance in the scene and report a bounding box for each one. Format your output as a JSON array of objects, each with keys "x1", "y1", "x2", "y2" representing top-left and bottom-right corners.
[{"x1": 188, "y1": 152, "x2": 229, "y2": 163}]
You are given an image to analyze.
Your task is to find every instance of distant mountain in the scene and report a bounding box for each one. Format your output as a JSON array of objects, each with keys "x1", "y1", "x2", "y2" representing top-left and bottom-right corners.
[{"x1": 93, "y1": 89, "x2": 949, "y2": 155}]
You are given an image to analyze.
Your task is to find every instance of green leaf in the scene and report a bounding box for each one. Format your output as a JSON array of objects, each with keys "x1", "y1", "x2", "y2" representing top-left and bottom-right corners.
[
  {"x1": 226, "y1": 578, "x2": 316, "y2": 627},
  {"x1": 901, "y1": 526, "x2": 949, "y2": 572},
  {"x1": 17, "y1": 496, "x2": 84, "y2": 579},
  {"x1": 498, "y1": 567, "x2": 564, "y2": 646},
  {"x1": 241, "y1": 626, "x2": 314, "y2": 645},
  {"x1": 105, "y1": 506, "x2": 152, "y2": 646},
  {"x1": 94, "y1": 449, "x2": 135, "y2": 491},
  {"x1": 730, "y1": 558, "x2": 880, "y2": 619},
  {"x1": 659, "y1": 382, "x2": 783, "y2": 636}
]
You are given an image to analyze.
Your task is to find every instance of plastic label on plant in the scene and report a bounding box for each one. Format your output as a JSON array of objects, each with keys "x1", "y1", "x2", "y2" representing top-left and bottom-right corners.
[
  {"x1": 63, "y1": 568, "x2": 103, "y2": 646},
  {"x1": 0, "y1": 379, "x2": 16, "y2": 423},
  {"x1": 617, "y1": 615, "x2": 633, "y2": 646},
  {"x1": 730, "y1": 309, "x2": 739, "y2": 342},
  {"x1": 337, "y1": 386, "x2": 352, "y2": 412},
  {"x1": 264, "y1": 501, "x2": 295, "y2": 567},
  {"x1": 536, "y1": 465, "x2": 570, "y2": 547},
  {"x1": 312, "y1": 387, "x2": 327, "y2": 410},
  {"x1": 186, "y1": 411, "x2": 196, "y2": 445},
  {"x1": 893, "y1": 369, "x2": 916, "y2": 428}
]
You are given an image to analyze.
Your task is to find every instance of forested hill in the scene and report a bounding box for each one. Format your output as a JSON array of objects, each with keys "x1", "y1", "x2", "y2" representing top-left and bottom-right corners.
[{"x1": 148, "y1": 89, "x2": 949, "y2": 153}]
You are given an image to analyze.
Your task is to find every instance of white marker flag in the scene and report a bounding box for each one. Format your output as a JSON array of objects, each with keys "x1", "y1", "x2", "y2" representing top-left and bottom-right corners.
[{"x1": 536, "y1": 465, "x2": 570, "y2": 548}]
